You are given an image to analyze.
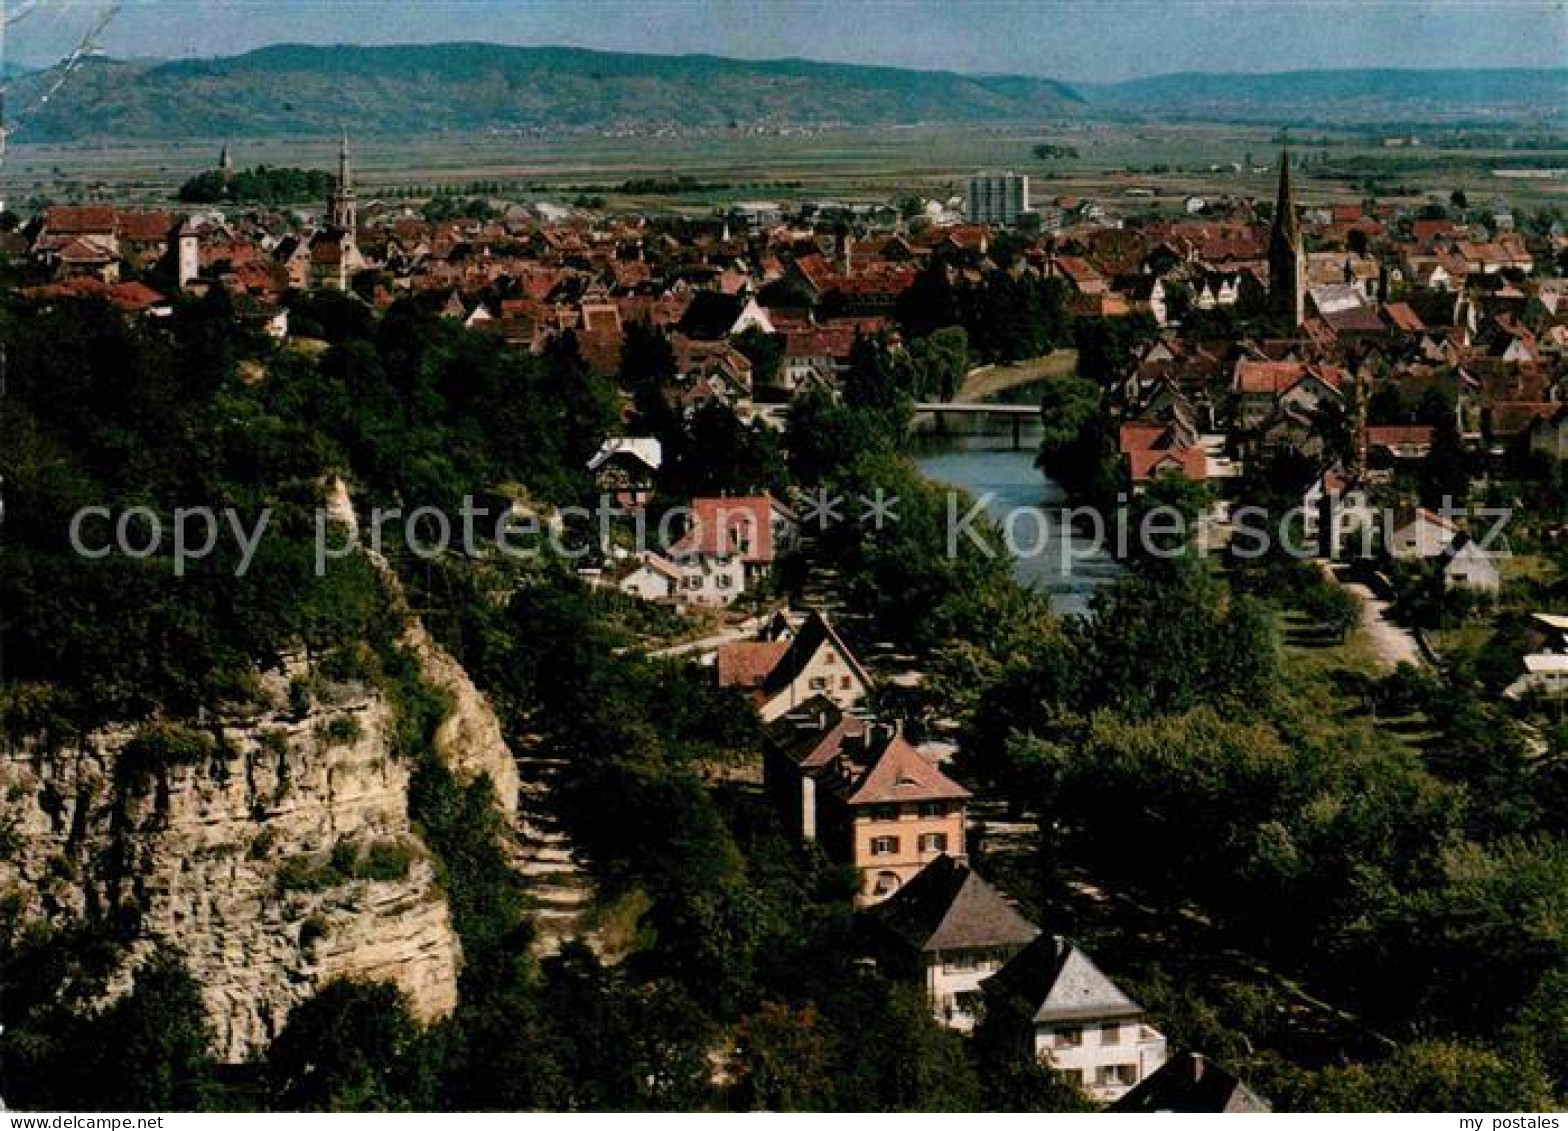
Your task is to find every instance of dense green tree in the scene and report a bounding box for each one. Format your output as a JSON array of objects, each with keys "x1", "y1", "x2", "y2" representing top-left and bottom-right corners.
[
  {"x1": 89, "y1": 955, "x2": 221, "y2": 1112},
  {"x1": 1298, "y1": 577, "x2": 1362, "y2": 642},
  {"x1": 1289, "y1": 1041, "x2": 1555, "y2": 1112},
  {"x1": 729, "y1": 1002, "x2": 836, "y2": 1111},
  {"x1": 1035, "y1": 375, "x2": 1120, "y2": 502},
  {"x1": 178, "y1": 165, "x2": 335, "y2": 205},
  {"x1": 267, "y1": 980, "x2": 434, "y2": 1111}
]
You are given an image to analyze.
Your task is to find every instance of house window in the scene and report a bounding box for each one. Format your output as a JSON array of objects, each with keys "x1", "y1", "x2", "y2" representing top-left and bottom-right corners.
[
  {"x1": 870, "y1": 835, "x2": 900, "y2": 856},
  {"x1": 917, "y1": 801, "x2": 947, "y2": 818},
  {"x1": 872, "y1": 870, "x2": 901, "y2": 896},
  {"x1": 839, "y1": 675, "x2": 852, "y2": 690},
  {"x1": 808, "y1": 676, "x2": 828, "y2": 690},
  {"x1": 824, "y1": 651, "x2": 837, "y2": 665},
  {"x1": 869, "y1": 804, "x2": 899, "y2": 822},
  {"x1": 716, "y1": 574, "x2": 732, "y2": 589},
  {"x1": 1096, "y1": 1064, "x2": 1138, "y2": 1088},
  {"x1": 919, "y1": 832, "x2": 948, "y2": 853},
  {"x1": 945, "y1": 951, "x2": 977, "y2": 972},
  {"x1": 1052, "y1": 1027, "x2": 1082, "y2": 1049},
  {"x1": 1100, "y1": 1023, "x2": 1121, "y2": 1045}
]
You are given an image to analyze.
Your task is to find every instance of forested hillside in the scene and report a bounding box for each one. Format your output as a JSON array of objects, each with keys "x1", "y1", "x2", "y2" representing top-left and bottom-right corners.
[
  {"x1": 7, "y1": 43, "x2": 1085, "y2": 141},
  {"x1": 0, "y1": 286, "x2": 1562, "y2": 1110}
]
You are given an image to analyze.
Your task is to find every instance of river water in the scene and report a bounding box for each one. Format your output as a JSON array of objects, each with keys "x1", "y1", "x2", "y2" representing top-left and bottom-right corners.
[{"x1": 910, "y1": 418, "x2": 1121, "y2": 619}]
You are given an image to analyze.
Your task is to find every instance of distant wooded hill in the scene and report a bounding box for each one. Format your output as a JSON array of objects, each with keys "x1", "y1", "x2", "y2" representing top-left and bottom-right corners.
[
  {"x1": 1081, "y1": 68, "x2": 1568, "y2": 126},
  {"x1": 4, "y1": 42, "x2": 1084, "y2": 141},
  {"x1": 7, "y1": 43, "x2": 1564, "y2": 141}
]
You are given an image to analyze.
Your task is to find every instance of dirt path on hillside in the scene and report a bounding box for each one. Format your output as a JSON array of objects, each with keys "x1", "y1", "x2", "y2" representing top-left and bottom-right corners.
[{"x1": 1328, "y1": 565, "x2": 1425, "y2": 671}]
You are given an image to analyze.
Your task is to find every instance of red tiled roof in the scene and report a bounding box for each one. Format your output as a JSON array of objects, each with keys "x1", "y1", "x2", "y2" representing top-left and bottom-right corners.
[
  {"x1": 1118, "y1": 422, "x2": 1171, "y2": 453},
  {"x1": 1126, "y1": 447, "x2": 1207, "y2": 484},
  {"x1": 1367, "y1": 425, "x2": 1434, "y2": 449},
  {"x1": 116, "y1": 211, "x2": 175, "y2": 242},
  {"x1": 1233, "y1": 359, "x2": 1347, "y2": 396},
  {"x1": 43, "y1": 205, "x2": 118, "y2": 235},
  {"x1": 783, "y1": 326, "x2": 857, "y2": 360},
  {"x1": 671, "y1": 495, "x2": 782, "y2": 564},
  {"x1": 715, "y1": 642, "x2": 790, "y2": 689},
  {"x1": 1383, "y1": 302, "x2": 1425, "y2": 333},
  {"x1": 844, "y1": 734, "x2": 970, "y2": 806}
]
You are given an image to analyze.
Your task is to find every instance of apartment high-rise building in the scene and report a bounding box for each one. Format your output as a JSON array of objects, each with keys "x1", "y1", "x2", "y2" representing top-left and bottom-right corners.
[{"x1": 965, "y1": 171, "x2": 1030, "y2": 226}]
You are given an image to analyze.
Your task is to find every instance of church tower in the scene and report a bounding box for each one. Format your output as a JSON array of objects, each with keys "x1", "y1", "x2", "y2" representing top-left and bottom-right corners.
[
  {"x1": 218, "y1": 142, "x2": 234, "y2": 181},
  {"x1": 1268, "y1": 144, "x2": 1305, "y2": 328},
  {"x1": 328, "y1": 130, "x2": 357, "y2": 242}
]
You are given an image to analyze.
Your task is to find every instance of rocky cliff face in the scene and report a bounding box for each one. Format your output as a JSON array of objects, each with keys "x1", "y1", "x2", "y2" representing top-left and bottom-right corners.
[
  {"x1": 0, "y1": 660, "x2": 460, "y2": 1062},
  {"x1": 403, "y1": 618, "x2": 520, "y2": 818}
]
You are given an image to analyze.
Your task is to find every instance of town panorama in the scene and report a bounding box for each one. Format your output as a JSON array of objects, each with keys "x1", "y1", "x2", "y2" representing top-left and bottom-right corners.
[{"x1": 0, "y1": 0, "x2": 1565, "y2": 1118}]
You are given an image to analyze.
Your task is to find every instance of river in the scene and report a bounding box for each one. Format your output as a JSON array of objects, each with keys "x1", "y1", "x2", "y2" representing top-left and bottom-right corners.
[{"x1": 910, "y1": 412, "x2": 1121, "y2": 619}]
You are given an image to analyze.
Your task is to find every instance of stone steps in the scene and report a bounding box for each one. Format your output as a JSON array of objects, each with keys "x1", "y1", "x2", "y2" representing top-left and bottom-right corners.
[{"x1": 505, "y1": 739, "x2": 602, "y2": 957}]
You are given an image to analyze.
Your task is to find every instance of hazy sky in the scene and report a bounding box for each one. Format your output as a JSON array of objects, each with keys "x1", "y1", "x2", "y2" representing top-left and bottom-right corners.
[{"x1": 10, "y1": 0, "x2": 1568, "y2": 82}]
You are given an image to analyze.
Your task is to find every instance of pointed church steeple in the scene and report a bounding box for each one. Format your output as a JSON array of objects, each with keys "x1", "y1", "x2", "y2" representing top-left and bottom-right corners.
[
  {"x1": 337, "y1": 129, "x2": 352, "y2": 192},
  {"x1": 1268, "y1": 143, "x2": 1305, "y2": 328},
  {"x1": 328, "y1": 129, "x2": 357, "y2": 242},
  {"x1": 218, "y1": 142, "x2": 234, "y2": 180}
]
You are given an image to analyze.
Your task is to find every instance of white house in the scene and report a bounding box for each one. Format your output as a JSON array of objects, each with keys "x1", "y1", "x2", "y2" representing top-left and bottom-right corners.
[
  {"x1": 717, "y1": 611, "x2": 872, "y2": 722},
  {"x1": 1505, "y1": 654, "x2": 1568, "y2": 700},
  {"x1": 671, "y1": 495, "x2": 798, "y2": 587},
  {"x1": 614, "y1": 554, "x2": 682, "y2": 603},
  {"x1": 1384, "y1": 506, "x2": 1460, "y2": 561},
  {"x1": 868, "y1": 855, "x2": 1041, "y2": 1032},
  {"x1": 1302, "y1": 469, "x2": 1376, "y2": 559},
  {"x1": 1437, "y1": 536, "x2": 1502, "y2": 593},
  {"x1": 981, "y1": 933, "x2": 1168, "y2": 1104},
  {"x1": 672, "y1": 553, "x2": 748, "y2": 607}
]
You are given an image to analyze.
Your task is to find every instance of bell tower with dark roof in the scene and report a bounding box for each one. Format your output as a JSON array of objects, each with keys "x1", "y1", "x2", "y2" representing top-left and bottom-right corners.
[{"x1": 1268, "y1": 144, "x2": 1305, "y2": 328}]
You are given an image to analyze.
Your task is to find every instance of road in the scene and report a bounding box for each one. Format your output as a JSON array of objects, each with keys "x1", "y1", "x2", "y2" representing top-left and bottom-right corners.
[
  {"x1": 643, "y1": 612, "x2": 773, "y2": 661},
  {"x1": 1327, "y1": 565, "x2": 1424, "y2": 671},
  {"x1": 957, "y1": 350, "x2": 1078, "y2": 402}
]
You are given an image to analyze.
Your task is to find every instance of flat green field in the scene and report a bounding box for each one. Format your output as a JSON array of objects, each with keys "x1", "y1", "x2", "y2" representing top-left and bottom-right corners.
[{"x1": 6, "y1": 121, "x2": 1565, "y2": 214}]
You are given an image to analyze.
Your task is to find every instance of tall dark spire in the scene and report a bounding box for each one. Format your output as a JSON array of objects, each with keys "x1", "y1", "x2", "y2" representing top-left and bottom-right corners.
[
  {"x1": 1270, "y1": 144, "x2": 1299, "y2": 251},
  {"x1": 1268, "y1": 143, "x2": 1305, "y2": 327},
  {"x1": 337, "y1": 128, "x2": 352, "y2": 192},
  {"x1": 328, "y1": 129, "x2": 357, "y2": 242}
]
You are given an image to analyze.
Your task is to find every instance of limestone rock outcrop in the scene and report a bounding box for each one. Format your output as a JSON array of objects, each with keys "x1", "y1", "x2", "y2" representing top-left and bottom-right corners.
[{"x1": 0, "y1": 664, "x2": 460, "y2": 1061}]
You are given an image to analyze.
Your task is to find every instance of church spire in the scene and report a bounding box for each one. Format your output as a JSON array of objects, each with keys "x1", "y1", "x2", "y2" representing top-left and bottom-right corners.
[
  {"x1": 328, "y1": 128, "x2": 357, "y2": 242},
  {"x1": 1271, "y1": 143, "x2": 1299, "y2": 250},
  {"x1": 1267, "y1": 142, "x2": 1305, "y2": 327},
  {"x1": 337, "y1": 128, "x2": 352, "y2": 193}
]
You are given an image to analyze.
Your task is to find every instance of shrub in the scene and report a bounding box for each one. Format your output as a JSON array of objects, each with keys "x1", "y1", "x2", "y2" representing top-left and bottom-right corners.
[
  {"x1": 319, "y1": 715, "x2": 363, "y2": 747},
  {"x1": 360, "y1": 838, "x2": 416, "y2": 883},
  {"x1": 118, "y1": 722, "x2": 217, "y2": 789}
]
